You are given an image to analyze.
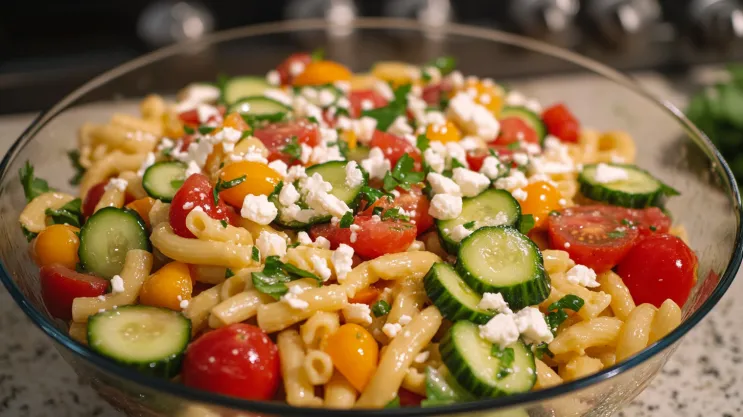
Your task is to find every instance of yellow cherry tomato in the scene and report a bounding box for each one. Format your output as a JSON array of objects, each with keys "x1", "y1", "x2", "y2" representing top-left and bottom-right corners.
[
  {"x1": 222, "y1": 112, "x2": 250, "y2": 131},
  {"x1": 125, "y1": 197, "x2": 155, "y2": 229},
  {"x1": 139, "y1": 261, "x2": 193, "y2": 310},
  {"x1": 324, "y1": 323, "x2": 379, "y2": 391},
  {"x1": 33, "y1": 224, "x2": 80, "y2": 269},
  {"x1": 371, "y1": 61, "x2": 418, "y2": 86},
  {"x1": 217, "y1": 161, "x2": 282, "y2": 208},
  {"x1": 519, "y1": 181, "x2": 562, "y2": 228},
  {"x1": 293, "y1": 60, "x2": 352, "y2": 86},
  {"x1": 452, "y1": 79, "x2": 505, "y2": 116},
  {"x1": 426, "y1": 120, "x2": 462, "y2": 144}
]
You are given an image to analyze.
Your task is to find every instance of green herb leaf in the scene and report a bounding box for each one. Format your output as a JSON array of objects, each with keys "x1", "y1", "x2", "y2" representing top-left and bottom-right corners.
[
  {"x1": 416, "y1": 134, "x2": 430, "y2": 152},
  {"x1": 607, "y1": 229, "x2": 626, "y2": 239},
  {"x1": 339, "y1": 211, "x2": 354, "y2": 228},
  {"x1": 620, "y1": 218, "x2": 635, "y2": 227},
  {"x1": 491, "y1": 345, "x2": 515, "y2": 379},
  {"x1": 213, "y1": 175, "x2": 247, "y2": 205},
  {"x1": 67, "y1": 150, "x2": 86, "y2": 186},
  {"x1": 281, "y1": 136, "x2": 302, "y2": 163},
  {"x1": 545, "y1": 309, "x2": 569, "y2": 334},
  {"x1": 225, "y1": 268, "x2": 235, "y2": 278},
  {"x1": 361, "y1": 84, "x2": 412, "y2": 131},
  {"x1": 382, "y1": 154, "x2": 425, "y2": 191},
  {"x1": 252, "y1": 246, "x2": 260, "y2": 262},
  {"x1": 198, "y1": 125, "x2": 215, "y2": 135},
  {"x1": 507, "y1": 142, "x2": 521, "y2": 150},
  {"x1": 421, "y1": 68, "x2": 432, "y2": 82},
  {"x1": 310, "y1": 48, "x2": 325, "y2": 62},
  {"x1": 21, "y1": 226, "x2": 37, "y2": 242},
  {"x1": 384, "y1": 397, "x2": 400, "y2": 409},
  {"x1": 45, "y1": 198, "x2": 83, "y2": 228},
  {"x1": 381, "y1": 207, "x2": 410, "y2": 222},
  {"x1": 372, "y1": 206, "x2": 384, "y2": 216},
  {"x1": 219, "y1": 220, "x2": 228, "y2": 228},
  {"x1": 519, "y1": 214, "x2": 536, "y2": 235},
  {"x1": 288, "y1": 242, "x2": 301, "y2": 248},
  {"x1": 183, "y1": 125, "x2": 195, "y2": 135},
  {"x1": 534, "y1": 342, "x2": 554, "y2": 360},
  {"x1": 19, "y1": 161, "x2": 51, "y2": 203},
  {"x1": 548, "y1": 294, "x2": 585, "y2": 313},
  {"x1": 428, "y1": 56, "x2": 456, "y2": 75},
  {"x1": 649, "y1": 225, "x2": 657, "y2": 232},
  {"x1": 371, "y1": 300, "x2": 391, "y2": 317}
]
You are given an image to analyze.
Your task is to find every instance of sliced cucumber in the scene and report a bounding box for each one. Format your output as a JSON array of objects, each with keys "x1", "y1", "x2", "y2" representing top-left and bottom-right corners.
[
  {"x1": 424, "y1": 263, "x2": 495, "y2": 324},
  {"x1": 273, "y1": 161, "x2": 367, "y2": 228},
  {"x1": 440, "y1": 321, "x2": 536, "y2": 398},
  {"x1": 142, "y1": 161, "x2": 187, "y2": 203},
  {"x1": 227, "y1": 96, "x2": 291, "y2": 116},
  {"x1": 456, "y1": 227, "x2": 549, "y2": 310},
  {"x1": 346, "y1": 144, "x2": 371, "y2": 163},
  {"x1": 500, "y1": 106, "x2": 547, "y2": 142},
  {"x1": 437, "y1": 189, "x2": 521, "y2": 254},
  {"x1": 578, "y1": 163, "x2": 678, "y2": 208},
  {"x1": 87, "y1": 305, "x2": 191, "y2": 378},
  {"x1": 222, "y1": 76, "x2": 271, "y2": 105},
  {"x1": 78, "y1": 207, "x2": 150, "y2": 279}
]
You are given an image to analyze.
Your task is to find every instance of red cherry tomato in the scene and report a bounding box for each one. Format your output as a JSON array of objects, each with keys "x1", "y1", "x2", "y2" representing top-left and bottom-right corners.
[
  {"x1": 82, "y1": 181, "x2": 108, "y2": 218},
  {"x1": 421, "y1": 83, "x2": 447, "y2": 106},
  {"x1": 276, "y1": 52, "x2": 313, "y2": 85},
  {"x1": 616, "y1": 234, "x2": 697, "y2": 308},
  {"x1": 40, "y1": 264, "x2": 108, "y2": 320},
  {"x1": 542, "y1": 103, "x2": 580, "y2": 143},
  {"x1": 348, "y1": 89, "x2": 388, "y2": 118},
  {"x1": 361, "y1": 185, "x2": 433, "y2": 235},
  {"x1": 465, "y1": 148, "x2": 491, "y2": 172},
  {"x1": 492, "y1": 117, "x2": 539, "y2": 146},
  {"x1": 547, "y1": 205, "x2": 640, "y2": 273},
  {"x1": 369, "y1": 130, "x2": 422, "y2": 170},
  {"x1": 622, "y1": 207, "x2": 671, "y2": 237},
  {"x1": 252, "y1": 120, "x2": 320, "y2": 165},
  {"x1": 182, "y1": 324, "x2": 280, "y2": 400},
  {"x1": 169, "y1": 174, "x2": 231, "y2": 238},
  {"x1": 178, "y1": 105, "x2": 225, "y2": 127},
  {"x1": 398, "y1": 388, "x2": 425, "y2": 407},
  {"x1": 309, "y1": 215, "x2": 417, "y2": 259}
]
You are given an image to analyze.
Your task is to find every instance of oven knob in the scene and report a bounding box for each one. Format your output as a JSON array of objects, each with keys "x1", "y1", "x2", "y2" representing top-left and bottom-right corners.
[
  {"x1": 137, "y1": 1, "x2": 214, "y2": 48},
  {"x1": 688, "y1": 0, "x2": 743, "y2": 45},
  {"x1": 382, "y1": 0, "x2": 454, "y2": 27},
  {"x1": 285, "y1": 0, "x2": 358, "y2": 36},
  {"x1": 581, "y1": 0, "x2": 660, "y2": 45},
  {"x1": 509, "y1": 0, "x2": 580, "y2": 38}
]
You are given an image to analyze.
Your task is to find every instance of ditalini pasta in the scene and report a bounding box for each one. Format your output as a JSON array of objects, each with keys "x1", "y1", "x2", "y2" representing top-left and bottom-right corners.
[{"x1": 18, "y1": 52, "x2": 697, "y2": 409}]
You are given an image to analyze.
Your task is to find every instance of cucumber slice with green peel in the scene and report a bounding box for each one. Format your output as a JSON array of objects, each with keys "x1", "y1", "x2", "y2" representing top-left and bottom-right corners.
[
  {"x1": 142, "y1": 161, "x2": 187, "y2": 202},
  {"x1": 440, "y1": 321, "x2": 536, "y2": 398},
  {"x1": 578, "y1": 163, "x2": 679, "y2": 208},
  {"x1": 78, "y1": 207, "x2": 150, "y2": 279},
  {"x1": 437, "y1": 189, "x2": 521, "y2": 254},
  {"x1": 87, "y1": 305, "x2": 191, "y2": 378},
  {"x1": 273, "y1": 161, "x2": 367, "y2": 228},
  {"x1": 345, "y1": 144, "x2": 371, "y2": 163},
  {"x1": 456, "y1": 226, "x2": 549, "y2": 310},
  {"x1": 423, "y1": 262, "x2": 495, "y2": 324},
  {"x1": 222, "y1": 76, "x2": 271, "y2": 105},
  {"x1": 227, "y1": 96, "x2": 292, "y2": 116},
  {"x1": 500, "y1": 106, "x2": 547, "y2": 142}
]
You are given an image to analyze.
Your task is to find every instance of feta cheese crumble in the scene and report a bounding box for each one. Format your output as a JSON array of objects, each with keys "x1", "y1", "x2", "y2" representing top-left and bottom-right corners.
[
  {"x1": 480, "y1": 156, "x2": 504, "y2": 179},
  {"x1": 184, "y1": 160, "x2": 201, "y2": 178},
  {"x1": 512, "y1": 188, "x2": 528, "y2": 201},
  {"x1": 452, "y1": 168, "x2": 490, "y2": 197},
  {"x1": 343, "y1": 303, "x2": 373, "y2": 325},
  {"x1": 256, "y1": 231, "x2": 287, "y2": 259},
  {"x1": 429, "y1": 194, "x2": 463, "y2": 220},
  {"x1": 110, "y1": 275, "x2": 125, "y2": 293},
  {"x1": 398, "y1": 315, "x2": 412, "y2": 325},
  {"x1": 361, "y1": 147, "x2": 391, "y2": 180},
  {"x1": 268, "y1": 160, "x2": 288, "y2": 178},
  {"x1": 514, "y1": 307, "x2": 554, "y2": 344},
  {"x1": 426, "y1": 172, "x2": 461, "y2": 196},
  {"x1": 345, "y1": 161, "x2": 364, "y2": 188},
  {"x1": 310, "y1": 255, "x2": 333, "y2": 281},
  {"x1": 104, "y1": 178, "x2": 128, "y2": 192},
  {"x1": 479, "y1": 314, "x2": 520, "y2": 348},
  {"x1": 447, "y1": 92, "x2": 500, "y2": 140},
  {"x1": 382, "y1": 322, "x2": 403, "y2": 339},
  {"x1": 449, "y1": 224, "x2": 472, "y2": 243},
  {"x1": 593, "y1": 163, "x2": 629, "y2": 183},
  {"x1": 565, "y1": 264, "x2": 600, "y2": 288},
  {"x1": 477, "y1": 292, "x2": 513, "y2": 314},
  {"x1": 281, "y1": 285, "x2": 309, "y2": 310},
  {"x1": 331, "y1": 244, "x2": 354, "y2": 282},
  {"x1": 137, "y1": 152, "x2": 156, "y2": 177},
  {"x1": 278, "y1": 182, "x2": 301, "y2": 206},
  {"x1": 241, "y1": 194, "x2": 278, "y2": 225}
]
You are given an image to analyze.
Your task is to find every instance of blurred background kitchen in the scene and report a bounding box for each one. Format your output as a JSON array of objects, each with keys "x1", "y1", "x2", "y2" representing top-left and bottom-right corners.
[{"x1": 2, "y1": 0, "x2": 743, "y2": 115}]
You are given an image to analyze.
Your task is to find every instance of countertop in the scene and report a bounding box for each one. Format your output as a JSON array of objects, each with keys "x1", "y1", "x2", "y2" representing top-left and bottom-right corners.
[{"x1": 0, "y1": 72, "x2": 742, "y2": 417}]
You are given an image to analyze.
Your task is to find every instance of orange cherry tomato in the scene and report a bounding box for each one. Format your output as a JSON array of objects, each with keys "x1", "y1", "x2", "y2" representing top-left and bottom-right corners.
[
  {"x1": 217, "y1": 161, "x2": 283, "y2": 208},
  {"x1": 33, "y1": 224, "x2": 80, "y2": 269},
  {"x1": 125, "y1": 197, "x2": 156, "y2": 229},
  {"x1": 451, "y1": 79, "x2": 504, "y2": 115},
  {"x1": 519, "y1": 181, "x2": 562, "y2": 228},
  {"x1": 348, "y1": 287, "x2": 381, "y2": 305},
  {"x1": 325, "y1": 324, "x2": 379, "y2": 391},
  {"x1": 139, "y1": 261, "x2": 193, "y2": 310},
  {"x1": 425, "y1": 120, "x2": 462, "y2": 144},
  {"x1": 293, "y1": 61, "x2": 352, "y2": 86},
  {"x1": 222, "y1": 112, "x2": 250, "y2": 131}
]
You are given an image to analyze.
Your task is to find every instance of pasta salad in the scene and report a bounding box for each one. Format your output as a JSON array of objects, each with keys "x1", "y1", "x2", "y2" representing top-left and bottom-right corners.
[{"x1": 17, "y1": 51, "x2": 698, "y2": 408}]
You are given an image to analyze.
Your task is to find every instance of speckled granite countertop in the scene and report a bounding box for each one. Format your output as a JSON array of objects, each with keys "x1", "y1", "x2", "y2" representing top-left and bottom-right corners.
[{"x1": 0, "y1": 72, "x2": 741, "y2": 417}]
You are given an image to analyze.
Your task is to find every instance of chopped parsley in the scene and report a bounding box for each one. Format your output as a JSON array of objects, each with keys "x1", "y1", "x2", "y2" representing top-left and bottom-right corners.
[
  {"x1": 384, "y1": 397, "x2": 400, "y2": 409},
  {"x1": 371, "y1": 300, "x2": 391, "y2": 317},
  {"x1": 252, "y1": 256, "x2": 321, "y2": 299},
  {"x1": 219, "y1": 220, "x2": 228, "y2": 228},
  {"x1": 534, "y1": 342, "x2": 554, "y2": 359},
  {"x1": 198, "y1": 125, "x2": 215, "y2": 135},
  {"x1": 490, "y1": 345, "x2": 515, "y2": 379},
  {"x1": 620, "y1": 218, "x2": 635, "y2": 227},
  {"x1": 21, "y1": 226, "x2": 37, "y2": 242},
  {"x1": 281, "y1": 136, "x2": 302, "y2": 163},
  {"x1": 183, "y1": 125, "x2": 195, "y2": 135},
  {"x1": 225, "y1": 268, "x2": 235, "y2": 278},
  {"x1": 45, "y1": 198, "x2": 83, "y2": 228},
  {"x1": 19, "y1": 161, "x2": 51, "y2": 203},
  {"x1": 607, "y1": 229, "x2": 626, "y2": 239},
  {"x1": 428, "y1": 56, "x2": 457, "y2": 75},
  {"x1": 518, "y1": 214, "x2": 536, "y2": 235},
  {"x1": 421, "y1": 68, "x2": 433, "y2": 82},
  {"x1": 382, "y1": 154, "x2": 425, "y2": 192},
  {"x1": 358, "y1": 185, "x2": 392, "y2": 210},
  {"x1": 372, "y1": 206, "x2": 384, "y2": 216},
  {"x1": 463, "y1": 221, "x2": 476, "y2": 230},
  {"x1": 507, "y1": 142, "x2": 521, "y2": 151},
  {"x1": 361, "y1": 84, "x2": 412, "y2": 131},
  {"x1": 545, "y1": 294, "x2": 585, "y2": 334},
  {"x1": 252, "y1": 246, "x2": 260, "y2": 262},
  {"x1": 213, "y1": 175, "x2": 246, "y2": 205},
  {"x1": 381, "y1": 207, "x2": 410, "y2": 222},
  {"x1": 67, "y1": 150, "x2": 86, "y2": 186},
  {"x1": 339, "y1": 211, "x2": 354, "y2": 228},
  {"x1": 416, "y1": 134, "x2": 430, "y2": 152},
  {"x1": 649, "y1": 225, "x2": 657, "y2": 232},
  {"x1": 310, "y1": 48, "x2": 325, "y2": 62}
]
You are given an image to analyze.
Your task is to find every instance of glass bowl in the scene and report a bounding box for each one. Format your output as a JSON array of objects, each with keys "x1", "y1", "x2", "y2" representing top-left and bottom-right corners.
[{"x1": 0, "y1": 18, "x2": 741, "y2": 417}]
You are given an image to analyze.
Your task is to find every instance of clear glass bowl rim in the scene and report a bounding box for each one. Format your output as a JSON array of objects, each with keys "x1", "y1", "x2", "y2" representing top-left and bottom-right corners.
[{"x1": 1, "y1": 18, "x2": 741, "y2": 416}]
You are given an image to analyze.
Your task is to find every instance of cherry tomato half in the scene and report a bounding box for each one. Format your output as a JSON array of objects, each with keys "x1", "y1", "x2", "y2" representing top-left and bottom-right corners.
[
  {"x1": 252, "y1": 120, "x2": 320, "y2": 165},
  {"x1": 542, "y1": 103, "x2": 580, "y2": 143},
  {"x1": 169, "y1": 174, "x2": 231, "y2": 238},
  {"x1": 547, "y1": 205, "x2": 639, "y2": 273},
  {"x1": 83, "y1": 181, "x2": 108, "y2": 218},
  {"x1": 361, "y1": 185, "x2": 434, "y2": 235},
  {"x1": 492, "y1": 117, "x2": 539, "y2": 146},
  {"x1": 40, "y1": 264, "x2": 108, "y2": 320},
  {"x1": 276, "y1": 52, "x2": 313, "y2": 86},
  {"x1": 182, "y1": 324, "x2": 280, "y2": 400},
  {"x1": 324, "y1": 324, "x2": 379, "y2": 391},
  {"x1": 310, "y1": 215, "x2": 417, "y2": 259},
  {"x1": 369, "y1": 130, "x2": 422, "y2": 171},
  {"x1": 348, "y1": 89, "x2": 388, "y2": 118},
  {"x1": 616, "y1": 233, "x2": 697, "y2": 308}
]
